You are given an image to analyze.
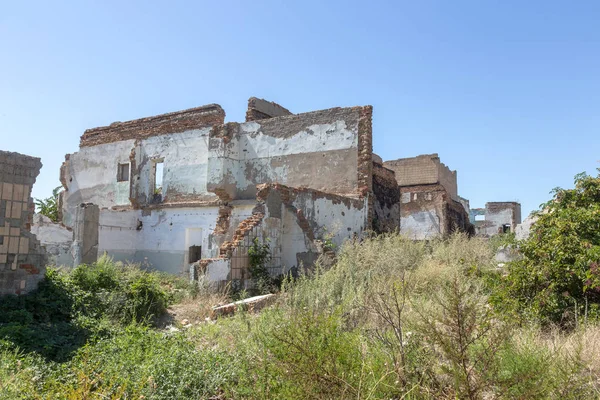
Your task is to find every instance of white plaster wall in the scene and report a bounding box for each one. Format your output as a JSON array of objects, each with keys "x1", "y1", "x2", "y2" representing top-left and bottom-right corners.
[
  {"x1": 483, "y1": 209, "x2": 513, "y2": 236},
  {"x1": 205, "y1": 258, "x2": 230, "y2": 281},
  {"x1": 238, "y1": 120, "x2": 358, "y2": 160},
  {"x1": 63, "y1": 139, "x2": 136, "y2": 226},
  {"x1": 292, "y1": 195, "x2": 368, "y2": 247},
  {"x1": 31, "y1": 214, "x2": 74, "y2": 266},
  {"x1": 98, "y1": 207, "x2": 220, "y2": 274},
  {"x1": 268, "y1": 193, "x2": 368, "y2": 272},
  {"x1": 515, "y1": 214, "x2": 538, "y2": 241},
  {"x1": 133, "y1": 128, "x2": 216, "y2": 203},
  {"x1": 280, "y1": 207, "x2": 312, "y2": 272},
  {"x1": 207, "y1": 118, "x2": 359, "y2": 197},
  {"x1": 401, "y1": 211, "x2": 441, "y2": 240}
]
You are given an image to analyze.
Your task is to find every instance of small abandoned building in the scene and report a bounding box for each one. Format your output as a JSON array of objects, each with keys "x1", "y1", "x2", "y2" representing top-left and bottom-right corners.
[
  {"x1": 383, "y1": 154, "x2": 472, "y2": 240},
  {"x1": 471, "y1": 202, "x2": 522, "y2": 237},
  {"x1": 0, "y1": 151, "x2": 47, "y2": 295}
]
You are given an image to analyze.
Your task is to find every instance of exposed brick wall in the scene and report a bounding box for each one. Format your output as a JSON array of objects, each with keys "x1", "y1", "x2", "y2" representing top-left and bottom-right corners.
[
  {"x1": 0, "y1": 151, "x2": 47, "y2": 295},
  {"x1": 372, "y1": 162, "x2": 400, "y2": 233},
  {"x1": 385, "y1": 154, "x2": 459, "y2": 202},
  {"x1": 80, "y1": 104, "x2": 225, "y2": 147},
  {"x1": 385, "y1": 154, "x2": 439, "y2": 187},
  {"x1": 245, "y1": 97, "x2": 292, "y2": 122},
  {"x1": 219, "y1": 213, "x2": 264, "y2": 257},
  {"x1": 446, "y1": 199, "x2": 474, "y2": 235},
  {"x1": 357, "y1": 106, "x2": 374, "y2": 229}
]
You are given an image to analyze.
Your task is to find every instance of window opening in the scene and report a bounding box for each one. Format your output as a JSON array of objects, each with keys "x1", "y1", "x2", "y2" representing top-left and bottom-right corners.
[
  {"x1": 117, "y1": 163, "x2": 130, "y2": 182},
  {"x1": 152, "y1": 159, "x2": 164, "y2": 203}
]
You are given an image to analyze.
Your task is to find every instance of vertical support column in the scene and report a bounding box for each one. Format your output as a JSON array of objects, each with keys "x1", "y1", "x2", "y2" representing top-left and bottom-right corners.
[
  {"x1": 72, "y1": 203, "x2": 99, "y2": 266},
  {"x1": 357, "y1": 106, "x2": 374, "y2": 231}
]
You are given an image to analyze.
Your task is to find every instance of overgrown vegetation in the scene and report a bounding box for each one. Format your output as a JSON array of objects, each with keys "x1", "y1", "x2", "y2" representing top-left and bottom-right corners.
[
  {"x1": 3, "y1": 172, "x2": 600, "y2": 398},
  {"x1": 247, "y1": 237, "x2": 274, "y2": 295},
  {"x1": 34, "y1": 186, "x2": 61, "y2": 222},
  {"x1": 495, "y1": 170, "x2": 600, "y2": 326}
]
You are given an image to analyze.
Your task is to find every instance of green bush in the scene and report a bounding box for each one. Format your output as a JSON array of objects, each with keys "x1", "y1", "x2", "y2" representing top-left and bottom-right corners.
[{"x1": 494, "y1": 171, "x2": 600, "y2": 326}]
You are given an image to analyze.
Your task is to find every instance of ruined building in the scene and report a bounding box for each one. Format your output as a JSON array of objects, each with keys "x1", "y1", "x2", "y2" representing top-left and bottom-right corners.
[
  {"x1": 471, "y1": 202, "x2": 522, "y2": 237},
  {"x1": 57, "y1": 98, "x2": 382, "y2": 281},
  {"x1": 383, "y1": 154, "x2": 472, "y2": 239},
  {"x1": 35, "y1": 98, "x2": 484, "y2": 284},
  {"x1": 0, "y1": 151, "x2": 47, "y2": 295}
]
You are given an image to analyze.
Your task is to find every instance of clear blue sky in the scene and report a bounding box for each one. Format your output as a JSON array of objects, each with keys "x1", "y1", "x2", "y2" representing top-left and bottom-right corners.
[{"x1": 2, "y1": 1, "x2": 599, "y2": 218}]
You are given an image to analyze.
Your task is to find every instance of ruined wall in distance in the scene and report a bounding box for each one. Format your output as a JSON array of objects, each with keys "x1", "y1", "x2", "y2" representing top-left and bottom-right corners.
[
  {"x1": 384, "y1": 154, "x2": 458, "y2": 201},
  {"x1": 372, "y1": 162, "x2": 400, "y2": 233},
  {"x1": 0, "y1": 151, "x2": 47, "y2": 295},
  {"x1": 384, "y1": 154, "x2": 439, "y2": 187},
  {"x1": 399, "y1": 185, "x2": 446, "y2": 240},
  {"x1": 476, "y1": 202, "x2": 521, "y2": 236}
]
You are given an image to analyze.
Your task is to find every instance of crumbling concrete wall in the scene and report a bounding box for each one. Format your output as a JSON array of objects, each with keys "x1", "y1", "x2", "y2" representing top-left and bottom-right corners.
[
  {"x1": 257, "y1": 183, "x2": 368, "y2": 272},
  {"x1": 474, "y1": 202, "x2": 522, "y2": 237},
  {"x1": 384, "y1": 154, "x2": 458, "y2": 201},
  {"x1": 207, "y1": 106, "x2": 373, "y2": 200},
  {"x1": 72, "y1": 203, "x2": 99, "y2": 266},
  {"x1": 399, "y1": 184, "x2": 472, "y2": 240},
  {"x1": 31, "y1": 214, "x2": 73, "y2": 266},
  {"x1": 0, "y1": 151, "x2": 47, "y2": 295}
]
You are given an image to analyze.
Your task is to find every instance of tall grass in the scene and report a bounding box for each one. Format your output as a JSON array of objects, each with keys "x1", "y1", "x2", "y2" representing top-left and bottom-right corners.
[{"x1": 2, "y1": 234, "x2": 600, "y2": 399}]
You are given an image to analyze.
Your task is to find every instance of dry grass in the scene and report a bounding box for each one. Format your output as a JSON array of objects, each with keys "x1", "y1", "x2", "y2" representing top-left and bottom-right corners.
[{"x1": 157, "y1": 284, "x2": 231, "y2": 328}]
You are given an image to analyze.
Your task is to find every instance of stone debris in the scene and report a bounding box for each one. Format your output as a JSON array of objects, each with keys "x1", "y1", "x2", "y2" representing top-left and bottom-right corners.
[{"x1": 211, "y1": 293, "x2": 276, "y2": 318}]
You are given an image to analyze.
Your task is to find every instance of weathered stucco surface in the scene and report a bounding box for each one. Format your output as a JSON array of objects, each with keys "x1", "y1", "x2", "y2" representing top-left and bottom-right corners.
[
  {"x1": 31, "y1": 214, "x2": 72, "y2": 266},
  {"x1": 207, "y1": 107, "x2": 366, "y2": 200},
  {"x1": 60, "y1": 100, "x2": 373, "y2": 280},
  {"x1": 474, "y1": 202, "x2": 522, "y2": 237}
]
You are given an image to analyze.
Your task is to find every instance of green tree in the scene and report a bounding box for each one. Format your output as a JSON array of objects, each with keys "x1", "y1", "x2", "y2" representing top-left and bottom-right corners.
[
  {"x1": 496, "y1": 170, "x2": 600, "y2": 325},
  {"x1": 35, "y1": 186, "x2": 62, "y2": 223}
]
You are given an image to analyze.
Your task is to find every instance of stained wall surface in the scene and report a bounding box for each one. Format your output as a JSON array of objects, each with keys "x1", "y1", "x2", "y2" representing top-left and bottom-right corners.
[
  {"x1": 0, "y1": 151, "x2": 47, "y2": 295},
  {"x1": 61, "y1": 101, "x2": 373, "y2": 277},
  {"x1": 475, "y1": 202, "x2": 522, "y2": 237},
  {"x1": 207, "y1": 106, "x2": 371, "y2": 200}
]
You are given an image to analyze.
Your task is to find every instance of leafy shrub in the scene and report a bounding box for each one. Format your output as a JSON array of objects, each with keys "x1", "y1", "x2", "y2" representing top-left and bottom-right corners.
[
  {"x1": 248, "y1": 237, "x2": 276, "y2": 295},
  {"x1": 34, "y1": 186, "x2": 61, "y2": 222},
  {"x1": 495, "y1": 171, "x2": 600, "y2": 326}
]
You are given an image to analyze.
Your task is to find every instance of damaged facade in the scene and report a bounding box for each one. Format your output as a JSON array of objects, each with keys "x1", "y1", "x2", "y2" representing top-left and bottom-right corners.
[
  {"x1": 37, "y1": 97, "x2": 510, "y2": 285},
  {"x1": 58, "y1": 98, "x2": 376, "y2": 282},
  {"x1": 0, "y1": 151, "x2": 47, "y2": 295},
  {"x1": 471, "y1": 202, "x2": 522, "y2": 237},
  {"x1": 383, "y1": 154, "x2": 472, "y2": 239}
]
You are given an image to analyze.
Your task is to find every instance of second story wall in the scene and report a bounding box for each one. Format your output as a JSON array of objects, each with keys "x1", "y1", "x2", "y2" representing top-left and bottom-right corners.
[{"x1": 207, "y1": 106, "x2": 372, "y2": 201}]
